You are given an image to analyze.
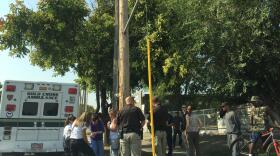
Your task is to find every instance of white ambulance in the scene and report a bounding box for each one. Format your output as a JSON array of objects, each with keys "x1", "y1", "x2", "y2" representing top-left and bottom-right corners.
[{"x1": 0, "y1": 80, "x2": 79, "y2": 155}]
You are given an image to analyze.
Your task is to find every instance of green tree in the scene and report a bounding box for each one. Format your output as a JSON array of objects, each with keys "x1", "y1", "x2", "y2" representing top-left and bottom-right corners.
[
  {"x1": 129, "y1": 0, "x2": 280, "y2": 108},
  {"x1": 0, "y1": 0, "x2": 114, "y2": 114}
]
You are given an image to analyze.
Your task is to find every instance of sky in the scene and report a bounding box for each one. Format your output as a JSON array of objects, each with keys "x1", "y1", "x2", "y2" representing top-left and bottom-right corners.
[{"x1": 0, "y1": 0, "x2": 96, "y2": 106}]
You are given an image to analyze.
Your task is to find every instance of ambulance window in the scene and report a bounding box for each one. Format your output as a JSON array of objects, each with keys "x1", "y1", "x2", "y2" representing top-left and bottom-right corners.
[
  {"x1": 22, "y1": 102, "x2": 38, "y2": 115},
  {"x1": 43, "y1": 103, "x2": 58, "y2": 116}
]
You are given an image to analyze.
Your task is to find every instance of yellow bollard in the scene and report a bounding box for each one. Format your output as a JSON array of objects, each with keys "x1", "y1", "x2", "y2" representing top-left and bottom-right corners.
[{"x1": 147, "y1": 38, "x2": 156, "y2": 156}]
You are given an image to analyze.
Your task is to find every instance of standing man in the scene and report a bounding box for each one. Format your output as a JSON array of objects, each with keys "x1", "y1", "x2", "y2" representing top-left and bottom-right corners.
[
  {"x1": 185, "y1": 106, "x2": 202, "y2": 156},
  {"x1": 173, "y1": 112, "x2": 183, "y2": 148},
  {"x1": 148, "y1": 97, "x2": 169, "y2": 156},
  {"x1": 181, "y1": 105, "x2": 188, "y2": 152},
  {"x1": 117, "y1": 96, "x2": 146, "y2": 156},
  {"x1": 166, "y1": 112, "x2": 174, "y2": 156},
  {"x1": 221, "y1": 102, "x2": 241, "y2": 156}
]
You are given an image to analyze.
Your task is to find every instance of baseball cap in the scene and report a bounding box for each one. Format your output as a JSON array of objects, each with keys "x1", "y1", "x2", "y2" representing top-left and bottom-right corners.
[{"x1": 249, "y1": 96, "x2": 263, "y2": 103}]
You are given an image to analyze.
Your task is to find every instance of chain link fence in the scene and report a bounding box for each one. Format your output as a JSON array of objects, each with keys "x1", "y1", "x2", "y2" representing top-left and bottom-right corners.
[{"x1": 169, "y1": 106, "x2": 274, "y2": 135}]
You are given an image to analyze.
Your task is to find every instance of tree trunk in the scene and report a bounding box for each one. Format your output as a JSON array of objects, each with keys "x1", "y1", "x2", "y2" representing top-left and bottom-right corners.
[
  {"x1": 95, "y1": 79, "x2": 101, "y2": 113},
  {"x1": 100, "y1": 86, "x2": 110, "y2": 145},
  {"x1": 101, "y1": 87, "x2": 108, "y2": 116}
]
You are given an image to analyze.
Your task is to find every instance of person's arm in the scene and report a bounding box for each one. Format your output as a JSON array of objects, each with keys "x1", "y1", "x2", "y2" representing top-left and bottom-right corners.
[
  {"x1": 197, "y1": 117, "x2": 203, "y2": 130},
  {"x1": 100, "y1": 121, "x2": 105, "y2": 132},
  {"x1": 185, "y1": 115, "x2": 190, "y2": 132},
  {"x1": 63, "y1": 125, "x2": 68, "y2": 138},
  {"x1": 116, "y1": 111, "x2": 121, "y2": 126},
  {"x1": 137, "y1": 107, "x2": 146, "y2": 128},
  {"x1": 141, "y1": 119, "x2": 146, "y2": 128},
  {"x1": 82, "y1": 128, "x2": 89, "y2": 144},
  {"x1": 109, "y1": 118, "x2": 118, "y2": 131}
]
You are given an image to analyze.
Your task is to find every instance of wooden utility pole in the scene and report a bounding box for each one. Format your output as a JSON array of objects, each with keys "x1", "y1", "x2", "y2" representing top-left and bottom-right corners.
[
  {"x1": 112, "y1": 0, "x2": 119, "y2": 111},
  {"x1": 118, "y1": 0, "x2": 130, "y2": 109}
]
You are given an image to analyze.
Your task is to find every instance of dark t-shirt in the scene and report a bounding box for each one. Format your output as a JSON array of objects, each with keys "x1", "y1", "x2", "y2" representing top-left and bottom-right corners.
[
  {"x1": 181, "y1": 113, "x2": 187, "y2": 131},
  {"x1": 173, "y1": 116, "x2": 183, "y2": 130},
  {"x1": 90, "y1": 120, "x2": 104, "y2": 141},
  {"x1": 117, "y1": 105, "x2": 145, "y2": 134},
  {"x1": 153, "y1": 106, "x2": 169, "y2": 131},
  {"x1": 166, "y1": 113, "x2": 174, "y2": 134}
]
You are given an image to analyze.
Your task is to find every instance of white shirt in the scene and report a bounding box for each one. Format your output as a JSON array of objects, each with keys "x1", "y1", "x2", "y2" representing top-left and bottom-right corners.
[
  {"x1": 70, "y1": 124, "x2": 86, "y2": 139},
  {"x1": 63, "y1": 124, "x2": 72, "y2": 138}
]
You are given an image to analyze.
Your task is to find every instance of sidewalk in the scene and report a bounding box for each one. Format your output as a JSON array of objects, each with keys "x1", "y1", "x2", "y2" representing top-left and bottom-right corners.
[
  {"x1": 141, "y1": 133, "x2": 186, "y2": 156},
  {"x1": 105, "y1": 132, "x2": 229, "y2": 156}
]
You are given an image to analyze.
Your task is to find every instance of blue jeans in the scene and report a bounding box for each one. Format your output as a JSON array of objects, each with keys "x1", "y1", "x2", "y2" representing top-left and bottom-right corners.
[{"x1": 90, "y1": 139, "x2": 105, "y2": 156}]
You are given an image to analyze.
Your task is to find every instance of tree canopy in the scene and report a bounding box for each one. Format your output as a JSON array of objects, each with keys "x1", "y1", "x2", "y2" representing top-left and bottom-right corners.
[{"x1": 1, "y1": 0, "x2": 280, "y2": 109}]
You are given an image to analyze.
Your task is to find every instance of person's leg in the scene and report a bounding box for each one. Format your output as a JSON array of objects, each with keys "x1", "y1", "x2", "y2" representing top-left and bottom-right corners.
[
  {"x1": 173, "y1": 130, "x2": 179, "y2": 147},
  {"x1": 249, "y1": 132, "x2": 258, "y2": 156},
  {"x1": 98, "y1": 140, "x2": 105, "y2": 156},
  {"x1": 155, "y1": 131, "x2": 162, "y2": 156},
  {"x1": 110, "y1": 147, "x2": 119, "y2": 156},
  {"x1": 193, "y1": 132, "x2": 200, "y2": 156},
  {"x1": 80, "y1": 140, "x2": 95, "y2": 156},
  {"x1": 130, "y1": 133, "x2": 142, "y2": 156},
  {"x1": 91, "y1": 140, "x2": 98, "y2": 156},
  {"x1": 229, "y1": 134, "x2": 239, "y2": 156},
  {"x1": 187, "y1": 132, "x2": 195, "y2": 156},
  {"x1": 232, "y1": 134, "x2": 239, "y2": 156},
  {"x1": 178, "y1": 131, "x2": 182, "y2": 146},
  {"x1": 183, "y1": 132, "x2": 190, "y2": 156},
  {"x1": 120, "y1": 134, "x2": 130, "y2": 156},
  {"x1": 181, "y1": 131, "x2": 188, "y2": 149},
  {"x1": 162, "y1": 131, "x2": 167, "y2": 156},
  {"x1": 166, "y1": 131, "x2": 173, "y2": 156},
  {"x1": 70, "y1": 139, "x2": 78, "y2": 156}
]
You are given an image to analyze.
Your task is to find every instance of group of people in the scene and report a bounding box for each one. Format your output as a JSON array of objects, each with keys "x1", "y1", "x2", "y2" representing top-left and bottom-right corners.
[
  {"x1": 147, "y1": 97, "x2": 202, "y2": 156},
  {"x1": 62, "y1": 95, "x2": 279, "y2": 156},
  {"x1": 221, "y1": 96, "x2": 280, "y2": 156},
  {"x1": 61, "y1": 95, "x2": 203, "y2": 156},
  {"x1": 62, "y1": 96, "x2": 145, "y2": 156},
  {"x1": 63, "y1": 112, "x2": 106, "y2": 156}
]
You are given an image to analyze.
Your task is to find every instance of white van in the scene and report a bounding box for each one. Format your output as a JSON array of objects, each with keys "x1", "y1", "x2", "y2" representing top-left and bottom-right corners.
[{"x1": 0, "y1": 80, "x2": 79, "y2": 155}]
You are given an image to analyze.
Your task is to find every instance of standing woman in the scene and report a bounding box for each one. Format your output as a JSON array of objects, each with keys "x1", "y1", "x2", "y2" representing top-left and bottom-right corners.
[
  {"x1": 107, "y1": 110, "x2": 119, "y2": 156},
  {"x1": 90, "y1": 113, "x2": 105, "y2": 156},
  {"x1": 69, "y1": 112, "x2": 95, "y2": 156},
  {"x1": 63, "y1": 115, "x2": 76, "y2": 156}
]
